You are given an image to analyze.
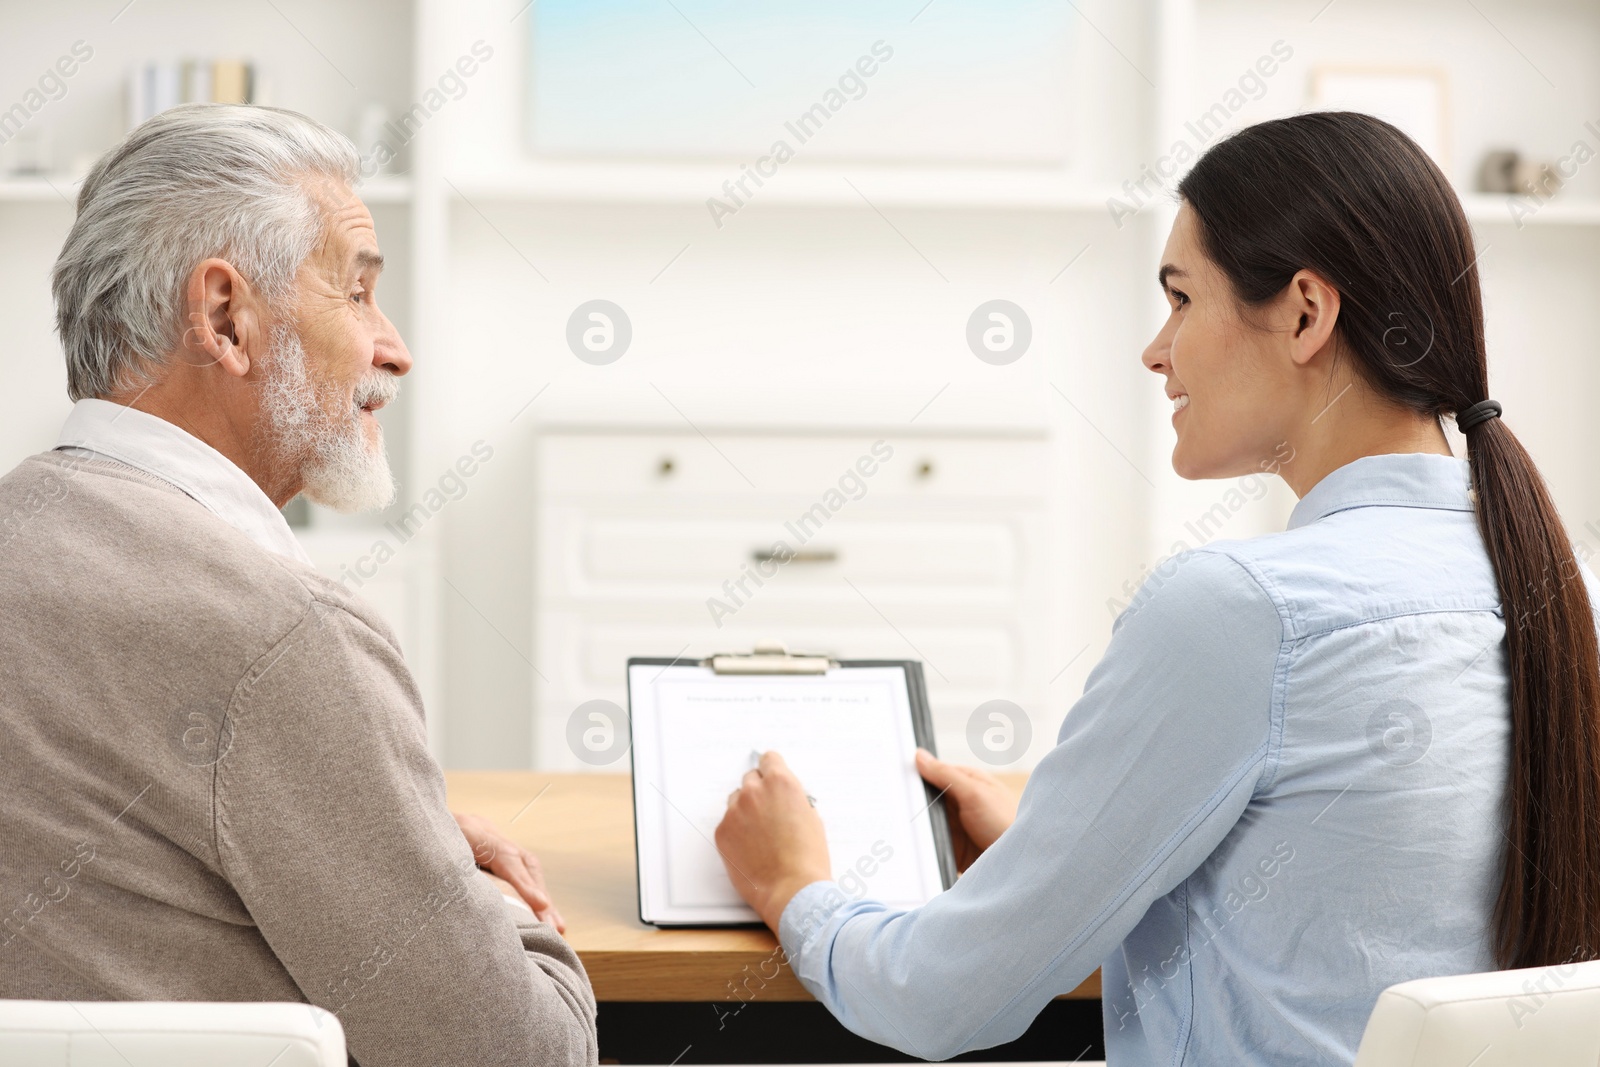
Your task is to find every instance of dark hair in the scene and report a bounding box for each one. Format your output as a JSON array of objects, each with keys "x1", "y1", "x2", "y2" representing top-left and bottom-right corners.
[{"x1": 1178, "y1": 111, "x2": 1600, "y2": 970}]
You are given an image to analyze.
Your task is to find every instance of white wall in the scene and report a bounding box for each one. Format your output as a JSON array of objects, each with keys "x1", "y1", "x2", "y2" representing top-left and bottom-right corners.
[{"x1": 3, "y1": 0, "x2": 1597, "y2": 769}]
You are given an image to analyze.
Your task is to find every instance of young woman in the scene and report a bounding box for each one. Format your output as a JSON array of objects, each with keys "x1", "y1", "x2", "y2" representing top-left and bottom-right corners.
[{"x1": 715, "y1": 112, "x2": 1600, "y2": 1065}]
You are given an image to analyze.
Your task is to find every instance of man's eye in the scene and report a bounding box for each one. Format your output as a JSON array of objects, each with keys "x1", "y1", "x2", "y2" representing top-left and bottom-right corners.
[{"x1": 351, "y1": 290, "x2": 367, "y2": 305}]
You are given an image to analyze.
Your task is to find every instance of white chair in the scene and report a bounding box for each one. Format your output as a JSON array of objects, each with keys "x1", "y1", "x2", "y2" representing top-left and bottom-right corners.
[
  {"x1": 0, "y1": 1000, "x2": 346, "y2": 1066},
  {"x1": 1354, "y1": 960, "x2": 1600, "y2": 1066}
]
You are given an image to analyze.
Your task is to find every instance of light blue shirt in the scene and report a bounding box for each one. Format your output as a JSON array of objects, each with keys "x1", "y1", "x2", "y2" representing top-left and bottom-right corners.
[{"x1": 780, "y1": 452, "x2": 1599, "y2": 1064}]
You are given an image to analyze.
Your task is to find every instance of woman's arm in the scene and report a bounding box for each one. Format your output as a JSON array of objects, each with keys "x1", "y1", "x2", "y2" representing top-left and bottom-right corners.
[
  {"x1": 713, "y1": 749, "x2": 1019, "y2": 928},
  {"x1": 717, "y1": 548, "x2": 1284, "y2": 1058}
]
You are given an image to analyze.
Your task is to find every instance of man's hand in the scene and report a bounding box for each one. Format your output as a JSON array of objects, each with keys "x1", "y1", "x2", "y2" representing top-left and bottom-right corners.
[
  {"x1": 714, "y1": 751, "x2": 833, "y2": 931},
  {"x1": 452, "y1": 811, "x2": 565, "y2": 933},
  {"x1": 915, "y1": 748, "x2": 1019, "y2": 872}
]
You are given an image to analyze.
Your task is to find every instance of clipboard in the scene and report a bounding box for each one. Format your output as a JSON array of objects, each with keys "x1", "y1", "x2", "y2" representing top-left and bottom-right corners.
[{"x1": 627, "y1": 643, "x2": 958, "y2": 927}]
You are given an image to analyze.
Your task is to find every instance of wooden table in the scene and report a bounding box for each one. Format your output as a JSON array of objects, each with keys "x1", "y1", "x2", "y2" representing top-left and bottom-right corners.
[{"x1": 444, "y1": 772, "x2": 1101, "y2": 1003}]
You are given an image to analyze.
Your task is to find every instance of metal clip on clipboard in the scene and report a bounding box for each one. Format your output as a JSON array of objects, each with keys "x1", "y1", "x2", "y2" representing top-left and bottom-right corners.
[{"x1": 704, "y1": 640, "x2": 836, "y2": 675}]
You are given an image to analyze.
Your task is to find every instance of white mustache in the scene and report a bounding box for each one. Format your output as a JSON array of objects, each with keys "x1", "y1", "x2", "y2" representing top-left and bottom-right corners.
[{"x1": 353, "y1": 373, "x2": 399, "y2": 409}]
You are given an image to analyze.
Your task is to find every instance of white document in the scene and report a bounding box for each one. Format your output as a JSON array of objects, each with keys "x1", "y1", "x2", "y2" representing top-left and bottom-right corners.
[{"x1": 629, "y1": 662, "x2": 950, "y2": 925}]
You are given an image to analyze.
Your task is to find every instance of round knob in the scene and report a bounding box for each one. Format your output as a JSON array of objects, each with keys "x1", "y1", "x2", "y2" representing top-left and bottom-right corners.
[
  {"x1": 658, "y1": 457, "x2": 675, "y2": 478},
  {"x1": 917, "y1": 460, "x2": 935, "y2": 479}
]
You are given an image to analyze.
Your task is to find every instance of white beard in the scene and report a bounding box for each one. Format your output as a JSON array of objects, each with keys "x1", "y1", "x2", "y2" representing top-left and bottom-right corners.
[{"x1": 260, "y1": 324, "x2": 398, "y2": 513}]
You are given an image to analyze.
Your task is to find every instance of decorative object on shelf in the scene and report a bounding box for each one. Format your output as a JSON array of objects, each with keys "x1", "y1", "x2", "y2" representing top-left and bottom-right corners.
[
  {"x1": 1476, "y1": 149, "x2": 1564, "y2": 198},
  {"x1": 1477, "y1": 149, "x2": 1519, "y2": 193},
  {"x1": 1512, "y1": 159, "x2": 1562, "y2": 198},
  {"x1": 1311, "y1": 65, "x2": 1449, "y2": 169},
  {"x1": 0, "y1": 125, "x2": 50, "y2": 177},
  {"x1": 127, "y1": 58, "x2": 255, "y2": 131}
]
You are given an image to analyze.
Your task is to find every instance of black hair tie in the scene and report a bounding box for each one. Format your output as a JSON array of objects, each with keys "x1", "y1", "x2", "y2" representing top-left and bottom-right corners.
[{"x1": 1457, "y1": 399, "x2": 1503, "y2": 433}]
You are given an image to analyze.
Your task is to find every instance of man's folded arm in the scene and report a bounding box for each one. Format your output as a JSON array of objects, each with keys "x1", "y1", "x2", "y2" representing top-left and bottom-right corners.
[{"x1": 213, "y1": 592, "x2": 597, "y2": 1067}]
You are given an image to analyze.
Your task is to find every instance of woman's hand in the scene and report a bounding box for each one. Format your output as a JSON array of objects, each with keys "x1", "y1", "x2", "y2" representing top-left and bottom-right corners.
[
  {"x1": 915, "y1": 748, "x2": 1020, "y2": 872},
  {"x1": 714, "y1": 751, "x2": 833, "y2": 931},
  {"x1": 452, "y1": 811, "x2": 566, "y2": 933}
]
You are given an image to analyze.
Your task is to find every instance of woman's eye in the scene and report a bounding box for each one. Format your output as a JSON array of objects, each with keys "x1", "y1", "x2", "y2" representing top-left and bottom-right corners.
[{"x1": 1170, "y1": 289, "x2": 1190, "y2": 309}]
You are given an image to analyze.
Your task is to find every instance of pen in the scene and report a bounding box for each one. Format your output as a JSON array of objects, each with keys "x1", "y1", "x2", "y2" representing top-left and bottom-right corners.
[{"x1": 748, "y1": 749, "x2": 817, "y2": 806}]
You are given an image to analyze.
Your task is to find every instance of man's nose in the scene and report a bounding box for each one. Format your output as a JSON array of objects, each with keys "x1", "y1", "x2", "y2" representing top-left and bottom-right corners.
[{"x1": 375, "y1": 313, "x2": 413, "y2": 377}]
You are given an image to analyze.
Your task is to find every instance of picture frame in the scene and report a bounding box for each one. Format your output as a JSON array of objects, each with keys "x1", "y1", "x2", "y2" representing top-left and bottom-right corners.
[{"x1": 1311, "y1": 64, "x2": 1450, "y2": 170}]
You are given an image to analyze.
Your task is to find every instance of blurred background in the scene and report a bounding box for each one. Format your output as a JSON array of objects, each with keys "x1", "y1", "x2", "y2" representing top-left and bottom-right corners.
[{"x1": 0, "y1": 0, "x2": 1596, "y2": 772}]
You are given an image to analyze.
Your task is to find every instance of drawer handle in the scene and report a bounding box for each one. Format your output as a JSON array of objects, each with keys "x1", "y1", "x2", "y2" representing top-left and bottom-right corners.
[
  {"x1": 753, "y1": 548, "x2": 838, "y2": 565},
  {"x1": 917, "y1": 460, "x2": 935, "y2": 479},
  {"x1": 657, "y1": 457, "x2": 675, "y2": 478}
]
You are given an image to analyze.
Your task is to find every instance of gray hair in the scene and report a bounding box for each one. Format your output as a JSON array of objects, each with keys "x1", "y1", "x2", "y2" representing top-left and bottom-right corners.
[{"x1": 52, "y1": 104, "x2": 360, "y2": 401}]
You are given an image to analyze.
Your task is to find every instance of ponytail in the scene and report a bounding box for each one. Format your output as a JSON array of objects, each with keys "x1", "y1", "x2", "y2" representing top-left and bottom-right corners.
[
  {"x1": 1466, "y1": 414, "x2": 1600, "y2": 967},
  {"x1": 1178, "y1": 111, "x2": 1600, "y2": 969}
]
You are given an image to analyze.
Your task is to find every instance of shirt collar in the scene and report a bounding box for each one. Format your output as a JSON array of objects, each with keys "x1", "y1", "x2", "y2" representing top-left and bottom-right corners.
[
  {"x1": 54, "y1": 398, "x2": 312, "y2": 565},
  {"x1": 1287, "y1": 452, "x2": 1474, "y2": 531}
]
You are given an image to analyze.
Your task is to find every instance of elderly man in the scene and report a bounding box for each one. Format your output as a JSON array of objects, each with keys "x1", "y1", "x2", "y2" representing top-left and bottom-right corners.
[{"x1": 0, "y1": 105, "x2": 596, "y2": 1065}]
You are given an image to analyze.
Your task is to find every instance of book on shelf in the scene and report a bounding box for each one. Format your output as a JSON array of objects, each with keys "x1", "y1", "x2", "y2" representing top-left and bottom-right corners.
[{"x1": 127, "y1": 59, "x2": 255, "y2": 131}]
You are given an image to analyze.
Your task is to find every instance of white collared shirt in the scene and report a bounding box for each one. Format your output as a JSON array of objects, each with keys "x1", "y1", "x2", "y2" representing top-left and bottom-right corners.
[{"x1": 54, "y1": 398, "x2": 312, "y2": 565}]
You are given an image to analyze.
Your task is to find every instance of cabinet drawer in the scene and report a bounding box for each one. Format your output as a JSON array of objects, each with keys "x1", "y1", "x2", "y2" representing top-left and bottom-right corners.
[
  {"x1": 550, "y1": 513, "x2": 1024, "y2": 593},
  {"x1": 536, "y1": 432, "x2": 1050, "y2": 499}
]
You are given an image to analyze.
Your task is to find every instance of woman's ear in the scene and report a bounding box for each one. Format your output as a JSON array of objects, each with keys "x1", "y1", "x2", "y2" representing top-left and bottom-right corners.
[
  {"x1": 1286, "y1": 268, "x2": 1341, "y2": 367},
  {"x1": 180, "y1": 258, "x2": 263, "y2": 378}
]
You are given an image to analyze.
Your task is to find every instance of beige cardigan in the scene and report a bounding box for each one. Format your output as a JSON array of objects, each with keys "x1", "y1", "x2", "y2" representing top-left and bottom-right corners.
[{"x1": 0, "y1": 453, "x2": 597, "y2": 1066}]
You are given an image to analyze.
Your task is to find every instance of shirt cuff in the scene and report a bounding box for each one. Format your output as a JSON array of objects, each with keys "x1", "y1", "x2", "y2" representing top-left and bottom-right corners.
[{"x1": 778, "y1": 880, "x2": 850, "y2": 962}]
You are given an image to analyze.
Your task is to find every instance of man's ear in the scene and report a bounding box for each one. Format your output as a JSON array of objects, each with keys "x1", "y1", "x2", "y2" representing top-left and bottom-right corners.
[
  {"x1": 1285, "y1": 269, "x2": 1340, "y2": 367},
  {"x1": 181, "y1": 258, "x2": 265, "y2": 378}
]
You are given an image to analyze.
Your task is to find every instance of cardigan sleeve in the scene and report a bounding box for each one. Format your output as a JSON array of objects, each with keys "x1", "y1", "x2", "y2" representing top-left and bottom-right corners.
[{"x1": 214, "y1": 594, "x2": 597, "y2": 1067}]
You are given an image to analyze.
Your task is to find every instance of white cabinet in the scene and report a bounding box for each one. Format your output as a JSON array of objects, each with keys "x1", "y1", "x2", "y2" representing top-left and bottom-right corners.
[{"x1": 532, "y1": 429, "x2": 1053, "y2": 770}]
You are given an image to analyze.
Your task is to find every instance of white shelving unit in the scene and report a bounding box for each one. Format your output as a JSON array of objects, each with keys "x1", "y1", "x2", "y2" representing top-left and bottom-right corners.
[
  {"x1": 2, "y1": 0, "x2": 1597, "y2": 769},
  {"x1": 0, "y1": 173, "x2": 415, "y2": 204},
  {"x1": 13, "y1": 172, "x2": 1589, "y2": 223},
  {"x1": 448, "y1": 162, "x2": 1124, "y2": 211},
  {"x1": 1461, "y1": 193, "x2": 1600, "y2": 227},
  {"x1": 0, "y1": 178, "x2": 81, "y2": 203}
]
